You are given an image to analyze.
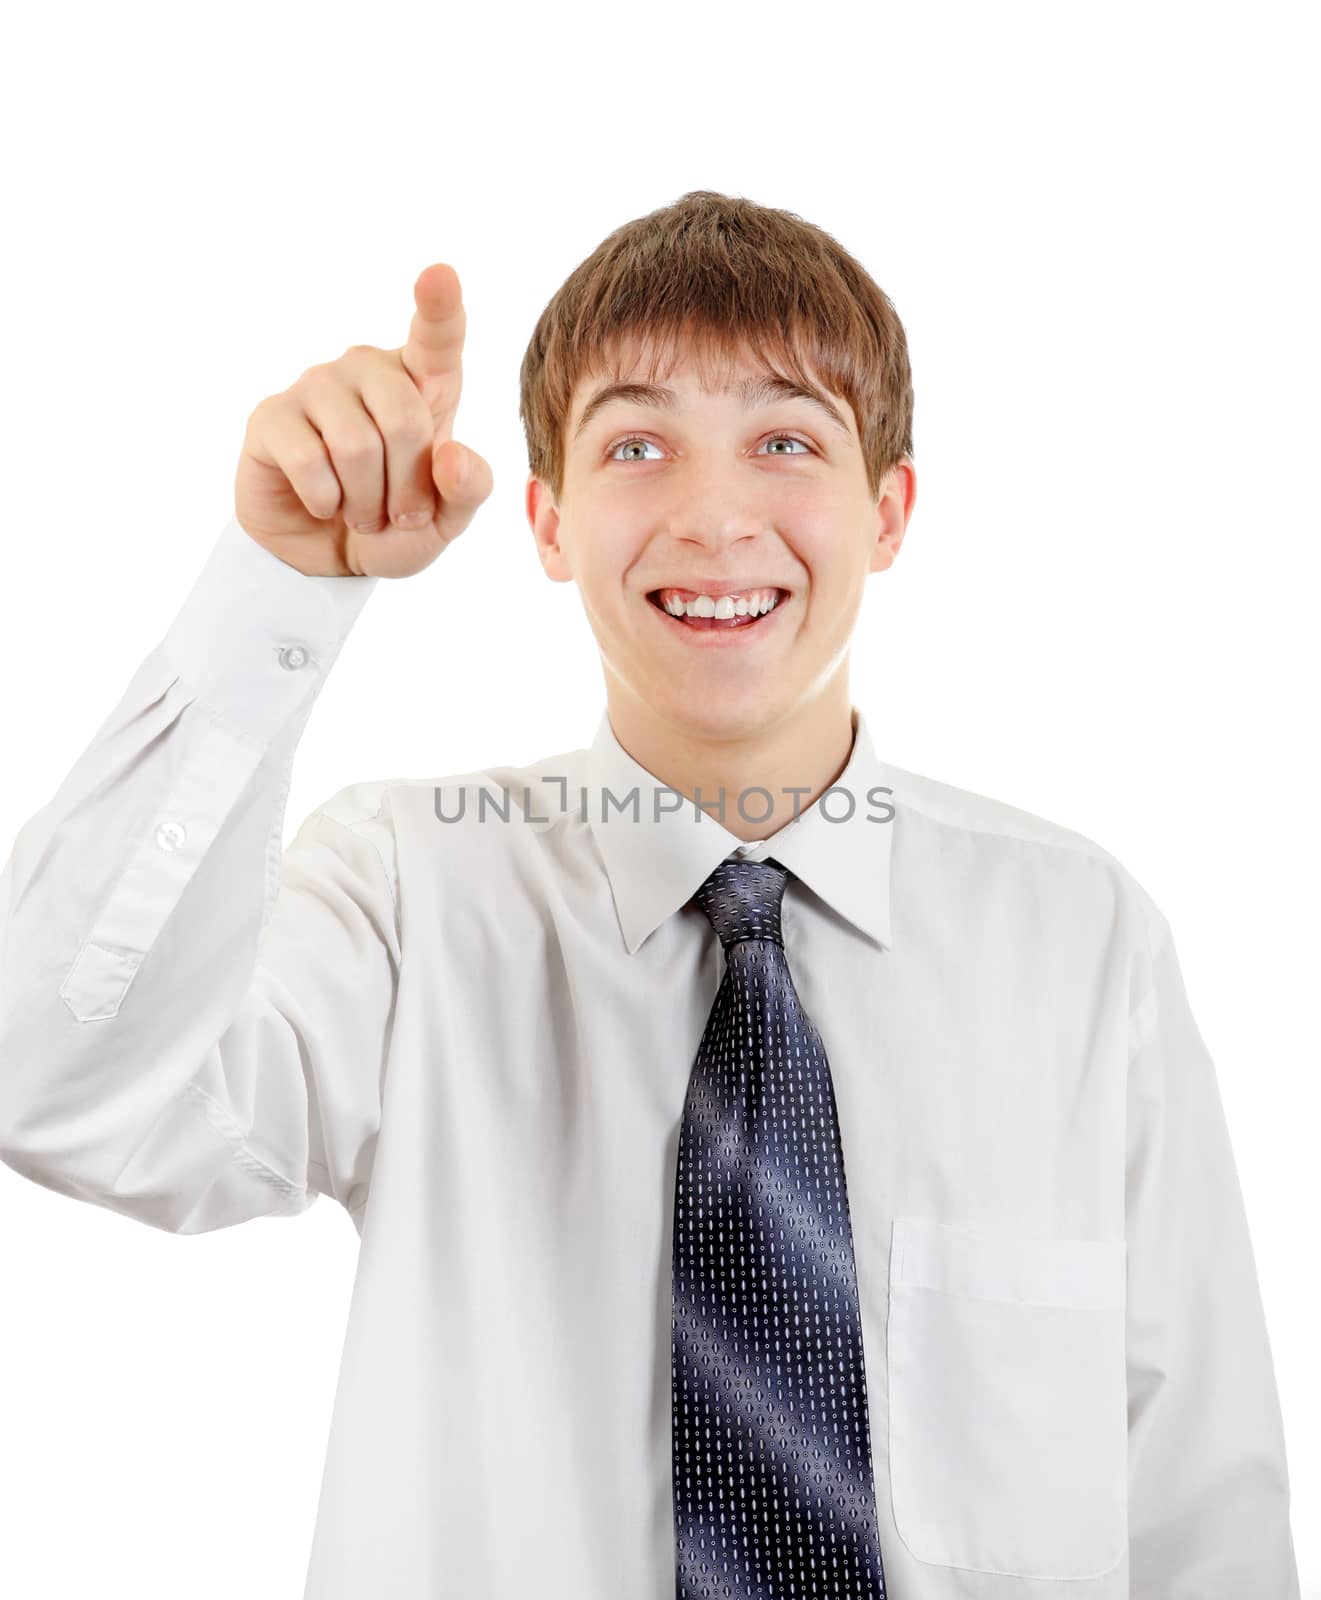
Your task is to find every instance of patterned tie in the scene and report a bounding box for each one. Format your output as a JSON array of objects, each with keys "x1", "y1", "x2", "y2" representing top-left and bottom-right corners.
[{"x1": 671, "y1": 855, "x2": 888, "y2": 1598}]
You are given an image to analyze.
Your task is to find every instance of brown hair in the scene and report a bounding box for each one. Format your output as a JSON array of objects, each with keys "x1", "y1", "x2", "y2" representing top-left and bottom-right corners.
[{"x1": 518, "y1": 189, "x2": 914, "y2": 507}]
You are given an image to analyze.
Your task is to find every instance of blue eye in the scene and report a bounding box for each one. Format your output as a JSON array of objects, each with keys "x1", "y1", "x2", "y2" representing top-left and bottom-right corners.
[{"x1": 608, "y1": 433, "x2": 812, "y2": 462}]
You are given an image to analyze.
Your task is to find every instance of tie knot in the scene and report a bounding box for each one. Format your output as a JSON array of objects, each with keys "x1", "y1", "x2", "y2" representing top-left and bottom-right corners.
[{"x1": 693, "y1": 856, "x2": 789, "y2": 949}]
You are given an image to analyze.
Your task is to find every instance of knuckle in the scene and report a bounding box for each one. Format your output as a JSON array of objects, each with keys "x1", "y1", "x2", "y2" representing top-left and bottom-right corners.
[
  {"x1": 323, "y1": 426, "x2": 381, "y2": 466},
  {"x1": 246, "y1": 394, "x2": 284, "y2": 439},
  {"x1": 341, "y1": 342, "x2": 385, "y2": 371},
  {"x1": 381, "y1": 407, "x2": 433, "y2": 449},
  {"x1": 290, "y1": 445, "x2": 331, "y2": 480}
]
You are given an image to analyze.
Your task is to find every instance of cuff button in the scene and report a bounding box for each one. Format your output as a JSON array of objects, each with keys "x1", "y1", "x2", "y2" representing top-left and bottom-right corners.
[
  {"x1": 278, "y1": 644, "x2": 309, "y2": 670},
  {"x1": 156, "y1": 820, "x2": 186, "y2": 852}
]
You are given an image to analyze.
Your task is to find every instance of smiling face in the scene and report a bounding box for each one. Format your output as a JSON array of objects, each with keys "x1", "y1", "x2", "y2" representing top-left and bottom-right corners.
[{"x1": 526, "y1": 331, "x2": 915, "y2": 755}]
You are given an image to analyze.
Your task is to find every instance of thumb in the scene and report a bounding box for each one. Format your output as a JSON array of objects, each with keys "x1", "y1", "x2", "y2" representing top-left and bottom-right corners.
[{"x1": 430, "y1": 437, "x2": 494, "y2": 546}]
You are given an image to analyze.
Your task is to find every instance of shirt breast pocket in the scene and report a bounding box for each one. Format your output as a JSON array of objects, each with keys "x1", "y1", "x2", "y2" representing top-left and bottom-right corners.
[{"x1": 886, "y1": 1217, "x2": 1127, "y2": 1580}]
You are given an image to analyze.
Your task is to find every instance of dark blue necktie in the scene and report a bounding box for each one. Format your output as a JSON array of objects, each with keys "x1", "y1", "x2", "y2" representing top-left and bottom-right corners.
[{"x1": 671, "y1": 855, "x2": 888, "y2": 1598}]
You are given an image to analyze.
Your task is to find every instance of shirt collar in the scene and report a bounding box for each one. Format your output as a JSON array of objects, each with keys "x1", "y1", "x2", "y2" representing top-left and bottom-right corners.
[{"x1": 584, "y1": 703, "x2": 894, "y2": 956}]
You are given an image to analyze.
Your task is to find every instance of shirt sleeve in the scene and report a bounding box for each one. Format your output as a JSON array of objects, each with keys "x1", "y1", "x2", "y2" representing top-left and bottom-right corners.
[
  {"x1": 1125, "y1": 908, "x2": 1301, "y2": 1594},
  {"x1": 0, "y1": 517, "x2": 399, "y2": 1234}
]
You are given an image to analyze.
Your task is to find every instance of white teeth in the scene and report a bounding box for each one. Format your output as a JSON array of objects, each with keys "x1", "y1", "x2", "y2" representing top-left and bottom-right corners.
[{"x1": 659, "y1": 588, "x2": 782, "y2": 619}]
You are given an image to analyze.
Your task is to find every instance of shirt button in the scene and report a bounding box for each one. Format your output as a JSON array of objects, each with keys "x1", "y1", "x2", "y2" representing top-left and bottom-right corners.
[
  {"x1": 156, "y1": 820, "x2": 186, "y2": 852},
  {"x1": 278, "y1": 644, "x2": 309, "y2": 670}
]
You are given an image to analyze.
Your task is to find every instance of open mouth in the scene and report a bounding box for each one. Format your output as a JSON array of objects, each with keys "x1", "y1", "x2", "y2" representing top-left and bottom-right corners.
[{"x1": 645, "y1": 588, "x2": 791, "y2": 631}]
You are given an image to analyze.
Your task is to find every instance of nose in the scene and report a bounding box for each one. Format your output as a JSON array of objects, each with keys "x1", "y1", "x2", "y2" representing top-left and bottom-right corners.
[
  {"x1": 675, "y1": 525, "x2": 763, "y2": 558},
  {"x1": 670, "y1": 494, "x2": 768, "y2": 553}
]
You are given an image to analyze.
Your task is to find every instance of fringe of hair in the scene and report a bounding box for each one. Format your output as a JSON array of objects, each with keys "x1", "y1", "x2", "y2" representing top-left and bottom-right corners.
[{"x1": 518, "y1": 189, "x2": 915, "y2": 505}]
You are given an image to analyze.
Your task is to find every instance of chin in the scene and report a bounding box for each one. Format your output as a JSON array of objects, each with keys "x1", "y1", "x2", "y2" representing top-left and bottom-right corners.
[{"x1": 662, "y1": 692, "x2": 787, "y2": 742}]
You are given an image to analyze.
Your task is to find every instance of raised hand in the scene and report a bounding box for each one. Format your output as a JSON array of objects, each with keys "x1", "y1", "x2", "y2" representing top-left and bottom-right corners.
[{"x1": 233, "y1": 263, "x2": 493, "y2": 577}]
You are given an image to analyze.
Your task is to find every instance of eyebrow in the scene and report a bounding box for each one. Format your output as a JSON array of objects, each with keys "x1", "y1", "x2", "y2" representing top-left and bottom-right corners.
[{"x1": 571, "y1": 373, "x2": 852, "y2": 444}]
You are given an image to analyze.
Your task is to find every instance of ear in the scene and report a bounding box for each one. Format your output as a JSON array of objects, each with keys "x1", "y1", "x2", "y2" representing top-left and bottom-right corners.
[
  {"x1": 869, "y1": 458, "x2": 917, "y2": 575},
  {"x1": 526, "y1": 473, "x2": 575, "y2": 584}
]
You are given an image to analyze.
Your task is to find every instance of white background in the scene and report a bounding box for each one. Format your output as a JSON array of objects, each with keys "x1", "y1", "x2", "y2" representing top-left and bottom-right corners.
[{"x1": 1, "y1": 1, "x2": 1316, "y2": 1594}]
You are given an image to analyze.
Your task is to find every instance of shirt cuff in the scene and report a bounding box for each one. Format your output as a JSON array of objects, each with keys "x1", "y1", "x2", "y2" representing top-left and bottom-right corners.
[{"x1": 160, "y1": 516, "x2": 379, "y2": 744}]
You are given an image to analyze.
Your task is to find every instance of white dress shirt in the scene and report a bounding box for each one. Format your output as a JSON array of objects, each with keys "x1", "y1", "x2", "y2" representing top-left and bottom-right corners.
[{"x1": 0, "y1": 516, "x2": 1300, "y2": 1599}]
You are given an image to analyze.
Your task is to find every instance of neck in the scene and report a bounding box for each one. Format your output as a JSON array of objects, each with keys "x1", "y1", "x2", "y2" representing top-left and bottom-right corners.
[{"x1": 603, "y1": 677, "x2": 857, "y2": 843}]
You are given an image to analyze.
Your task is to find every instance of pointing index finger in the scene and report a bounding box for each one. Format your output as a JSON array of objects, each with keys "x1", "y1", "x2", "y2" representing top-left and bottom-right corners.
[{"x1": 400, "y1": 262, "x2": 466, "y2": 442}]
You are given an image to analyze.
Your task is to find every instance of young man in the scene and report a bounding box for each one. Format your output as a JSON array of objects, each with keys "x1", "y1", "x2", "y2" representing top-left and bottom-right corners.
[{"x1": 0, "y1": 192, "x2": 1300, "y2": 1598}]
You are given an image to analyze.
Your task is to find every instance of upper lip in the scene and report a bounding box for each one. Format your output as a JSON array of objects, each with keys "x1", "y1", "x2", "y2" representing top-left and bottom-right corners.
[{"x1": 646, "y1": 580, "x2": 792, "y2": 596}]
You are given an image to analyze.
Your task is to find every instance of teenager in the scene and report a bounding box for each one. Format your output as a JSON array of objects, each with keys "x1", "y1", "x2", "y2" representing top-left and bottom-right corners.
[{"x1": 0, "y1": 191, "x2": 1299, "y2": 1598}]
